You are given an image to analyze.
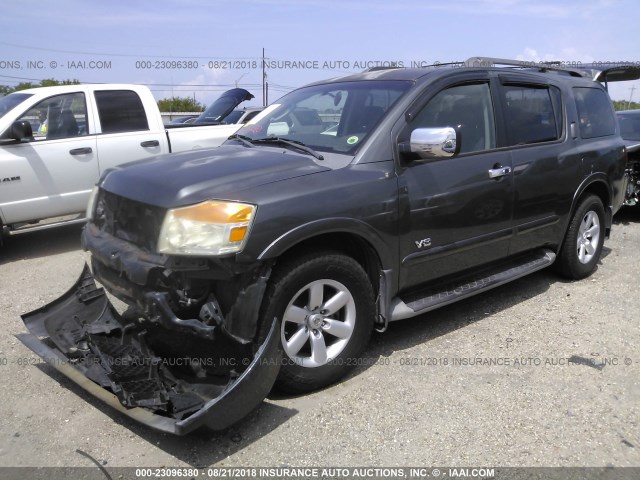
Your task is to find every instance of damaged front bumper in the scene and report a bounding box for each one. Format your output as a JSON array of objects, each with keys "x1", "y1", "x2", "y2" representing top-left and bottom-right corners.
[{"x1": 18, "y1": 265, "x2": 281, "y2": 435}]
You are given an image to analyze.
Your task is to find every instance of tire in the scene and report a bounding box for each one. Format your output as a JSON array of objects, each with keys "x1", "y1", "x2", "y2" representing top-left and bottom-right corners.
[
  {"x1": 260, "y1": 252, "x2": 375, "y2": 393},
  {"x1": 555, "y1": 194, "x2": 605, "y2": 280}
]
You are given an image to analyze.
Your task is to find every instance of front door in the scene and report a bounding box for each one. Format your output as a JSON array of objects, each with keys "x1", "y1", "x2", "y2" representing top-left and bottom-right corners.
[
  {"x1": 398, "y1": 79, "x2": 514, "y2": 291},
  {"x1": 0, "y1": 92, "x2": 98, "y2": 224}
]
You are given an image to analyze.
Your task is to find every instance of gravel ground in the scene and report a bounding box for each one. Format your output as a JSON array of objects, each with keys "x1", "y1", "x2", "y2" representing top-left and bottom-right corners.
[{"x1": 0, "y1": 209, "x2": 638, "y2": 472}]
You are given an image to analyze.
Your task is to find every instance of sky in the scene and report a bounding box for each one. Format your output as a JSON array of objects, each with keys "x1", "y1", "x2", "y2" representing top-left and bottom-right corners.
[{"x1": 0, "y1": 0, "x2": 639, "y2": 107}]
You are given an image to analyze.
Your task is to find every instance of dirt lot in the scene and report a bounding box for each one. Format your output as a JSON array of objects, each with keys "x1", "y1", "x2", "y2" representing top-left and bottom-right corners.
[{"x1": 0, "y1": 209, "x2": 638, "y2": 472}]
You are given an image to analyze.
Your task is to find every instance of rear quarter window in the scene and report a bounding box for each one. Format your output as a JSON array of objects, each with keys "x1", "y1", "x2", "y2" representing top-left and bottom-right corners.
[
  {"x1": 95, "y1": 90, "x2": 149, "y2": 134},
  {"x1": 573, "y1": 87, "x2": 616, "y2": 139}
]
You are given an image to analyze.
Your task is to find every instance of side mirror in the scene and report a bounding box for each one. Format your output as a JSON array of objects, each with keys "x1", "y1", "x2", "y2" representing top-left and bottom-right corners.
[
  {"x1": 408, "y1": 127, "x2": 459, "y2": 159},
  {"x1": 9, "y1": 120, "x2": 34, "y2": 141}
]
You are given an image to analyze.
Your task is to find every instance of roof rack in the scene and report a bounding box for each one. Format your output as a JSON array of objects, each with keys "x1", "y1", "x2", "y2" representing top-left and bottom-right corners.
[
  {"x1": 364, "y1": 61, "x2": 463, "y2": 73},
  {"x1": 365, "y1": 66, "x2": 404, "y2": 72},
  {"x1": 464, "y1": 56, "x2": 588, "y2": 78}
]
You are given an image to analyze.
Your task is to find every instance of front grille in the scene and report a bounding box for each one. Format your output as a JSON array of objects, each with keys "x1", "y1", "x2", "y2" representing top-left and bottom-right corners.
[
  {"x1": 94, "y1": 189, "x2": 165, "y2": 251},
  {"x1": 90, "y1": 335, "x2": 169, "y2": 408}
]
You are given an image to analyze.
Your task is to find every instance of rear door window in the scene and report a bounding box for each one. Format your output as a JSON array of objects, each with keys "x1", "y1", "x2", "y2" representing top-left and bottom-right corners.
[
  {"x1": 573, "y1": 87, "x2": 616, "y2": 139},
  {"x1": 95, "y1": 90, "x2": 149, "y2": 133},
  {"x1": 501, "y1": 84, "x2": 562, "y2": 146}
]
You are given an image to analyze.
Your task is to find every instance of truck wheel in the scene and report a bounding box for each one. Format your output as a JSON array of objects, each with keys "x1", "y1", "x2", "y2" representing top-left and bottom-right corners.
[
  {"x1": 261, "y1": 252, "x2": 375, "y2": 393},
  {"x1": 555, "y1": 195, "x2": 605, "y2": 280}
]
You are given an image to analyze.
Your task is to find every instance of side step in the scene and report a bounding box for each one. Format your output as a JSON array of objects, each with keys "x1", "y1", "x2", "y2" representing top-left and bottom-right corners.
[
  {"x1": 390, "y1": 249, "x2": 556, "y2": 321},
  {"x1": 6, "y1": 215, "x2": 86, "y2": 236}
]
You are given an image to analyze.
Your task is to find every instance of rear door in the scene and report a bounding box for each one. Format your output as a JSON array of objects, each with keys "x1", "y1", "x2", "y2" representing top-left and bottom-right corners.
[
  {"x1": 93, "y1": 89, "x2": 167, "y2": 172},
  {"x1": 397, "y1": 75, "x2": 514, "y2": 291},
  {"x1": 496, "y1": 74, "x2": 578, "y2": 254},
  {"x1": 0, "y1": 91, "x2": 98, "y2": 224}
]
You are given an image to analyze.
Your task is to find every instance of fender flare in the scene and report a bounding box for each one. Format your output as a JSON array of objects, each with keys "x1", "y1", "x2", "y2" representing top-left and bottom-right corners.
[
  {"x1": 569, "y1": 173, "x2": 614, "y2": 233},
  {"x1": 256, "y1": 217, "x2": 394, "y2": 271}
]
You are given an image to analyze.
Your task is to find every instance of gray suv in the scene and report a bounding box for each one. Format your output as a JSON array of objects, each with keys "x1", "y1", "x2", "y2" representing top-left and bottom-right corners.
[{"x1": 20, "y1": 57, "x2": 633, "y2": 435}]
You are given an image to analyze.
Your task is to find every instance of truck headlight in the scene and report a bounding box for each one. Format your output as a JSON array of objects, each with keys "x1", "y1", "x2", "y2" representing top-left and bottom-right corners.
[{"x1": 157, "y1": 200, "x2": 256, "y2": 256}]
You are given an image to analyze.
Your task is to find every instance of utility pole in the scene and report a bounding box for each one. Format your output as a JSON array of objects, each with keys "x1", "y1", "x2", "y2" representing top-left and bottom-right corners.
[
  {"x1": 262, "y1": 48, "x2": 267, "y2": 107},
  {"x1": 628, "y1": 85, "x2": 636, "y2": 110}
]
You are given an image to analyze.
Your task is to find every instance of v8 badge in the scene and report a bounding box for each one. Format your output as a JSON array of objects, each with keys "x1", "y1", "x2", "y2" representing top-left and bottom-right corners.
[{"x1": 415, "y1": 238, "x2": 432, "y2": 249}]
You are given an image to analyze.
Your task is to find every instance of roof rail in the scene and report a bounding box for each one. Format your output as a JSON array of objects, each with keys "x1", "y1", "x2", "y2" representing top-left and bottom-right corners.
[
  {"x1": 365, "y1": 66, "x2": 404, "y2": 72},
  {"x1": 464, "y1": 56, "x2": 588, "y2": 78},
  {"x1": 364, "y1": 61, "x2": 464, "y2": 73}
]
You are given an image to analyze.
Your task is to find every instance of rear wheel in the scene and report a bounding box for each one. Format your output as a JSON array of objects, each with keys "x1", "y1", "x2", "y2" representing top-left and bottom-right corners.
[
  {"x1": 555, "y1": 195, "x2": 605, "y2": 280},
  {"x1": 260, "y1": 252, "x2": 375, "y2": 393}
]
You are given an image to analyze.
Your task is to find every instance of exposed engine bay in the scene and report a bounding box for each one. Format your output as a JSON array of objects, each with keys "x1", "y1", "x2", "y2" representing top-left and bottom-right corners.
[{"x1": 625, "y1": 147, "x2": 640, "y2": 206}]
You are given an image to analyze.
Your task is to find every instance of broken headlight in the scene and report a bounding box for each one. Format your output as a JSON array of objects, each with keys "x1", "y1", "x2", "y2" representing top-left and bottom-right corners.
[{"x1": 157, "y1": 200, "x2": 256, "y2": 256}]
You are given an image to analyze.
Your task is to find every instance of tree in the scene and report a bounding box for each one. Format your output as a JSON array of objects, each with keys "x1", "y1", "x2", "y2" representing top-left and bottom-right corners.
[
  {"x1": 39, "y1": 78, "x2": 80, "y2": 88},
  {"x1": 13, "y1": 82, "x2": 36, "y2": 91},
  {"x1": 157, "y1": 96, "x2": 205, "y2": 112},
  {"x1": 0, "y1": 78, "x2": 80, "y2": 95},
  {"x1": 613, "y1": 99, "x2": 640, "y2": 111}
]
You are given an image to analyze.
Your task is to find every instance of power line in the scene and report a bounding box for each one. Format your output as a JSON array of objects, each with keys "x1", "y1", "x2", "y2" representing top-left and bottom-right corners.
[
  {"x1": 0, "y1": 42, "x2": 261, "y2": 60},
  {"x1": 0, "y1": 69, "x2": 297, "y2": 97}
]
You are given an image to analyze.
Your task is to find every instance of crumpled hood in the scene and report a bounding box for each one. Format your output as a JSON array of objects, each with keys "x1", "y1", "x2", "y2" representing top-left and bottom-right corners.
[{"x1": 100, "y1": 145, "x2": 330, "y2": 208}]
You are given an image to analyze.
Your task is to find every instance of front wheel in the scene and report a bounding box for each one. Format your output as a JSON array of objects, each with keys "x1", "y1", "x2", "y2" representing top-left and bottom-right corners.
[
  {"x1": 555, "y1": 194, "x2": 605, "y2": 280},
  {"x1": 260, "y1": 252, "x2": 375, "y2": 393}
]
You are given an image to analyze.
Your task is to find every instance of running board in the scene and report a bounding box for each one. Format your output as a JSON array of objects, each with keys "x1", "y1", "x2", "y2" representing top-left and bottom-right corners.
[
  {"x1": 390, "y1": 249, "x2": 556, "y2": 321},
  {"x1": 7, "y1": 216, "x2": 86, "y2": 235}
]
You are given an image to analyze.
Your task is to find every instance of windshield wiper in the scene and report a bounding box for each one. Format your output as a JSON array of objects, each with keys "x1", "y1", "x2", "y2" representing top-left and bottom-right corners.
[
  {"x1": 227, "y1": 133, "x2": 255, "y2": 148},
  {"x1": 253, "y1": 137, "x2": 324, "y2": 160}
]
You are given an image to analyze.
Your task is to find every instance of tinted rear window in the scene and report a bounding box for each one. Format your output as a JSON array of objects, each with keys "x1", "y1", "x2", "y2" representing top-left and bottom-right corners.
[
  {"x1": 573, "y1": 87, "x2": 616, "y2": 139},
  {"x1": 502, "y1": 85, "x2": 562, "y2": 146},
  {"x1": 95, "y1": 90, "x2": 149, "y2": 133}
]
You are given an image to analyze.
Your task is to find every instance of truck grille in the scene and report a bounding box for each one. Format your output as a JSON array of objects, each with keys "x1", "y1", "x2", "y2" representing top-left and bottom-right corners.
[{"x1": 94, "y1": 189, "x2": 165, "y2": 251}]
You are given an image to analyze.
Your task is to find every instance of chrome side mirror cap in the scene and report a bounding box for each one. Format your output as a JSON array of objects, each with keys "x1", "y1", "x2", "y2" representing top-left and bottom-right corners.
[{"x1": 410, "y1": 127, "x2": 459, "y2": 159}]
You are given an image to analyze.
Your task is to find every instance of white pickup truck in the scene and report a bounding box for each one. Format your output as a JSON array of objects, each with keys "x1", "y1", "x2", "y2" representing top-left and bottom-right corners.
[{"x1": 0, "y1": 84, "x2": 254, "y2": 238}]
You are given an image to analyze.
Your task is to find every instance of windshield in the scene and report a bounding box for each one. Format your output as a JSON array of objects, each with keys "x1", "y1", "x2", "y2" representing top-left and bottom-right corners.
[
  {"x1": 234, "y1": 80, "x2": 412, "y2": 154},
  {"x1": 618, "y1": 112, "x2": 640, "y2": 141},
  {"x1": 0, "y1": 93, "x2": 33, "y2": 120}
]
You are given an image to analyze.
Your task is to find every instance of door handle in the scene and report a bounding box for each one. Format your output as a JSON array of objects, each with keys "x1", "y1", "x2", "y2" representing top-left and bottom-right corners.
[
  {"x1": 69, "y1": 147, "x2": 93, "y2": 155},
  {"x1": 140, "y1": 140, "x2": 160, "y2": 147},
  {"x1": 488, "y1": 166, "x2": 512, "y2": 179}
]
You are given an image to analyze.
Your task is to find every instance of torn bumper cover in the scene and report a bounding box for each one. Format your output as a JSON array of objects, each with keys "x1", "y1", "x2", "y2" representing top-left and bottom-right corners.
[{"x1": 18, "y1": 266, "x2": 281, "y2": 435}]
